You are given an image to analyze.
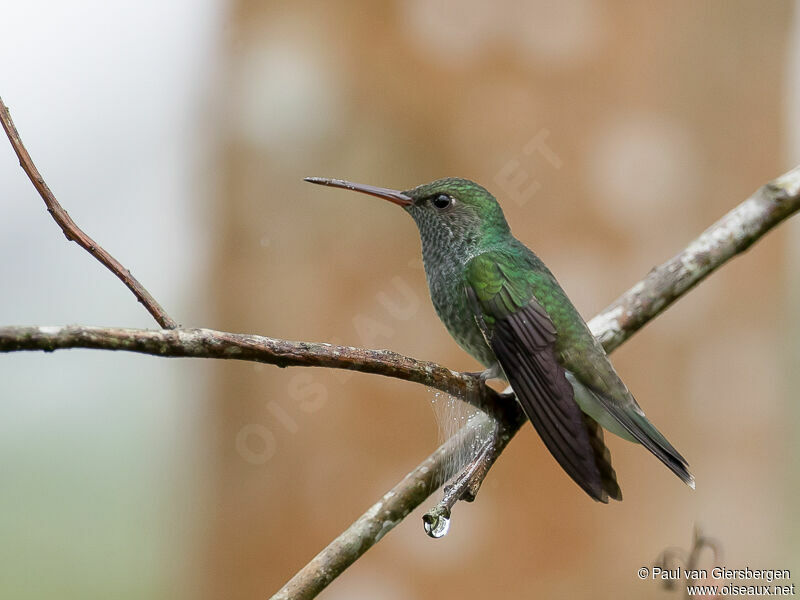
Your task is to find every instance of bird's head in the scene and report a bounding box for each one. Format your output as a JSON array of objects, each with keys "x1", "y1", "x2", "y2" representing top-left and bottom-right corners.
[{"x1": 304, "y1": 176, "x2": 511, "y2": 248}]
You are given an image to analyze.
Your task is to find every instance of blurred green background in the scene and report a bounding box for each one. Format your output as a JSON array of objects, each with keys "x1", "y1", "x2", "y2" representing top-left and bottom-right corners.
[{"x1": 1, "y1": 1, "x2": 799, "y2": 598}]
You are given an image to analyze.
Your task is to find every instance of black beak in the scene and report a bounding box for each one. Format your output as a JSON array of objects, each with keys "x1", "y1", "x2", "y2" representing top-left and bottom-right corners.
[{"x1": 304, "y1": 177, "x2": 413, "y2": 207}]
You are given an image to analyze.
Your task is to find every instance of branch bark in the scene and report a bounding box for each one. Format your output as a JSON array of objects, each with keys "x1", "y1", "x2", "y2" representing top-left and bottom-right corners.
[
  {"x1": 270, "y1": 412, "x2": 497, "y2": 600},
  {"x1": 0, "y1": 325, "x2": 503, "y2": 416},
  {"x1": 0, "y1": 97, "x2": 177, "y2": 329},
  {"x1": 592, "y1": 167, "x2": 800, "y2": 351}
]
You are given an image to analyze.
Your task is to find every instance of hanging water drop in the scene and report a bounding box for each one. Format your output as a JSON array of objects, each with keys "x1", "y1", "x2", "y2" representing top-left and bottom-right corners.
[{"x1": 422, "y1": 508, "x2": 451, "y2": 538}]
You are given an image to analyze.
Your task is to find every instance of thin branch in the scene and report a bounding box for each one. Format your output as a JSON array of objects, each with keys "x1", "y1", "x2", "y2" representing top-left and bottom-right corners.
[
  {"x1": 0, "y1": 325, "x2": 503, "y2": 415},
  {"x1": 655, "y1": 526, "x2": 723, "y2": 598},
  {"x1": 592, "y1": 167, "x2": 800, "y2": 351},
  {"x1": 270, "y1": 413, "x2": 496, "y2": 600},
  {"x1": 0, "y1": 97, "x2": 177, "y2": 329},
  {"x1": 423, "y1": 414, "x2": 519, "y2": 537}
]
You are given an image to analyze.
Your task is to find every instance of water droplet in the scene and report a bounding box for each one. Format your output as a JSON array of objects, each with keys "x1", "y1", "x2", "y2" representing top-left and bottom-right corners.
[{"x1": 422, "y1": 509, "x2": 451, "y2": 538}]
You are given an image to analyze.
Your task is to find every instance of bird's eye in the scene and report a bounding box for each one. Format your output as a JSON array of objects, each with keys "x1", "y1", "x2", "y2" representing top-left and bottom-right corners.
[{"x1": 431, "y1": 194, "x2": 454, "y2": 210}]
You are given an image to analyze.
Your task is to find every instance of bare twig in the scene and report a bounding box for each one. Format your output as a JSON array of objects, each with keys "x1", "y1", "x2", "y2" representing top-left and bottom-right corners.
[
  {"x1": 0, "y1": 97, "x2": 177, "y2": 329},
  {"x1": 423, "y1": 413, "x2": 519, "y2": 537},
  {"x1": 3, "y1": 96, "x2": 800, "y2": 599},
  {"x1": 0, "y1": 325, "x2": 503, "y2": 415},
  {"x1": 270, "y1": 413, "x2": 496, "y2": 600},
  {"x1": 655, "y1": 526, "x2": 723, "y2": 597},
  {"x1": 593, "y1": 167, "x2": 800, "y2": 351}
]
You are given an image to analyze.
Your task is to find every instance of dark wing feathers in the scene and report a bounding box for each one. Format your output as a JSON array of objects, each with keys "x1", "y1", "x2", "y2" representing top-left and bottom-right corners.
[
  {"x1": 467, "y1": 250, "x2": 692, "y2": 498},
  {"x1": 465, "y1": 254, "x2": 621, "y2": 502},
  {"x1": 582, "y1": 414, "x2": 622, "y2": 501},
  {"x1": 490, "y1": 301, "x2": 618, "y2": 502}
]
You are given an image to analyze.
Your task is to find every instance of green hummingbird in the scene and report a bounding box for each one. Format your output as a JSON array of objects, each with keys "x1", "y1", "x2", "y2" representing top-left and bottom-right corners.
[{"x1": 305, "y1": 176, "x2": 693, "y2": 502}]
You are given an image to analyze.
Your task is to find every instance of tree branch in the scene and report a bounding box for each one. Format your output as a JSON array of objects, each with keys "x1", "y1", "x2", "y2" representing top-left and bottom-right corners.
[
  {"x1": 3, "y1": 93, "x2": 800, "y2": 599},
  {"x1": 0, "y1": 97, "x2": 177, "y2": 329},
  {"x1": 0, "y1": 325, "x2": 504, "y2": 415},
  {"x1": 422, "y1": 411, "x2": 519, "y2": 538},
  {"x1": 270, "y1": 413, "x2": 497, "y2": 600},
  {"x1": 592, "y1": 167, "x2": 800, "y2": 350}
]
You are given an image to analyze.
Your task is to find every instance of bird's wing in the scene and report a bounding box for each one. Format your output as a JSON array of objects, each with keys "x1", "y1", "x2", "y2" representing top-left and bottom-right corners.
[{"x1": 465, "y1": 251, "x2": 621, "y2": 502}]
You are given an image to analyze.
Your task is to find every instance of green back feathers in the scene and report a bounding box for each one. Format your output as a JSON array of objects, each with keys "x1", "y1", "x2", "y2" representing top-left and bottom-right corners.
[{"x1": 466, "y1": 251, "x2": 534, "y2": 325}]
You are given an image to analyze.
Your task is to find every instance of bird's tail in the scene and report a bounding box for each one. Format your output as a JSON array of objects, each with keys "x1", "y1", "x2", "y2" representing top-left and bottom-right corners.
[{"x1": 596, "y1": 393, "x2": 695, "y2": 489}]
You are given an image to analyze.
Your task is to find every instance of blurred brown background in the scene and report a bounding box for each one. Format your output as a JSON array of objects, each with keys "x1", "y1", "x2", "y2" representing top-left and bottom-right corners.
[
  {"x1": 208, "y1": 1, "x2": 799, "y2": 598},
  {"x1": 1, "y1": 1, "x2": 799, "y2": 599}
]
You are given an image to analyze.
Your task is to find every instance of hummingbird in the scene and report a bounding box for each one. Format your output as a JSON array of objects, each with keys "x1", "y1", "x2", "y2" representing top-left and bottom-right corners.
[{"x1": 305, "y1": 176, "x2": 693, "y2": 502}]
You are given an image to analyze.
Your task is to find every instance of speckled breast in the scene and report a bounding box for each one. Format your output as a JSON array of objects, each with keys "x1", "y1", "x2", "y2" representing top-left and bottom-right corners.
[{"x1": 424, "y1": 253, "x2": 497, "y2": 369}]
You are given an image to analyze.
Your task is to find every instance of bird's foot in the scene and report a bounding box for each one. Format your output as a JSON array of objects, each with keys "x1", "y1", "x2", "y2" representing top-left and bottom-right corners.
[
  {"x1": 422, "y1": 415, "x2": 516, "y2": 538},
  {"x1": 465, "y1": 363, "x2": 502, "y2": 383}
]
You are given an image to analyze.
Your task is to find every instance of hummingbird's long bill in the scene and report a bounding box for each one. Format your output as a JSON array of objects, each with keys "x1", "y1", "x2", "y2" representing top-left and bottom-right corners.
[{"x1": 304, "y1": 177, "x2": 413, "y2": 207}]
